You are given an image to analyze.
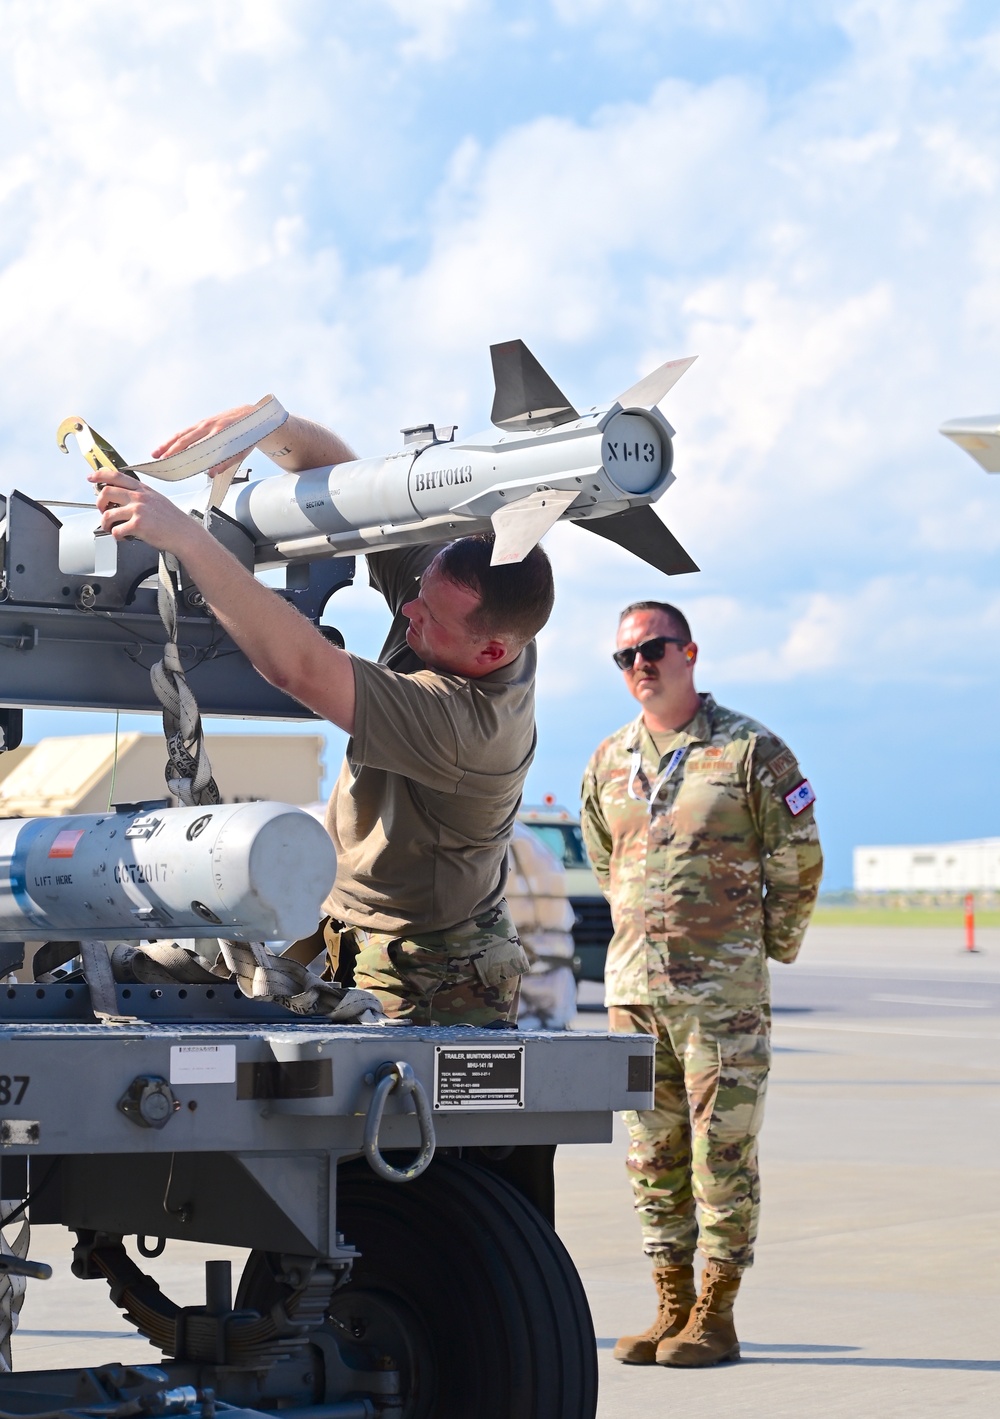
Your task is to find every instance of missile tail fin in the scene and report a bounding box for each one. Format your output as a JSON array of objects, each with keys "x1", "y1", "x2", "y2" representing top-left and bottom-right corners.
[
  {"x1": 490, "y1": 340, "x2": 579, "y2": 432},
  {"x1": 617, "y1": 355, "x2": 697, "y2": 410},
  {"x1": 577, "y1": 505, "x2": 698, "y2": 575},
  {"x1": 940, "y1": 416, "x2": 1000, "y2": 472},
  {"x1": 490, "y1": 488, "x2": 579, "y2": 565}
]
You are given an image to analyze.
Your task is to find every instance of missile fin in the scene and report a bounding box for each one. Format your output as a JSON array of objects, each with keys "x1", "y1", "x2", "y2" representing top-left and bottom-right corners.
[
  {"x1": 940, "y1": 416, "x2": 1000, "y2": 472},
  {"x1": 490, "y1": 340, "x2": 579, "y2": 432},
  {"x1": 126, "y1": 395, "x2": 289, "y2": 481},
  {"x1": 577, "y1": 505, "x2": 699, "y2": 576},
  {"x1": 490, "y1": 488, "x2": 579, "y2": 565},
  {"x1": 617, "y1": 355, "x2": 697, "y2": 410}
]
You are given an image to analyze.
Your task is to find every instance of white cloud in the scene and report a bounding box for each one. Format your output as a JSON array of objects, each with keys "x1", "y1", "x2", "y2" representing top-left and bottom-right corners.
[
  {"x1": 380, "y1": 0, "x2": 483, "y2": 59},
  {"x1": 2, "y1": 0, "x2": 1000, "y2": 723}
]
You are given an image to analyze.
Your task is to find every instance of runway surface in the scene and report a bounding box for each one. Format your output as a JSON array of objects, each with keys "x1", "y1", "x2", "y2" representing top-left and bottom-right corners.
[{"x1": 563, "y1": 925, "x2": 1000, "y2": 1417}]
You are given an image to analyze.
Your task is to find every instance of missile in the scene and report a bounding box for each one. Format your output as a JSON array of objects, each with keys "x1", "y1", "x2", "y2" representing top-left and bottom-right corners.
[
  {"x1": 0, "y1": 800, "x2": 336, "y2": 944},
  {"x1": 55, "y1": 340, "x2": 699, "y2": 579},
  {"x1": 940, "y1": 414, "x2": 1000, "y2": 472}
]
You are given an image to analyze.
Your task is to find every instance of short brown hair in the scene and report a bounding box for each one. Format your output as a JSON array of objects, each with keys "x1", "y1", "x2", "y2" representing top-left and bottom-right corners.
[
  {"x1": 618, "y1": 600, "x2": 691, "y2": 644},
  {"x1": 438, "y1": 534, "x2": 554, "y2": 646}
]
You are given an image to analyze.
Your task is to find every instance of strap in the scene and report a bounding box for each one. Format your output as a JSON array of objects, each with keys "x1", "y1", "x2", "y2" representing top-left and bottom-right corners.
[
  {"x1": 0, "y1": 1201, "x2": 30, "y2": 1372},
  {"x1": 149, "y1": 551, "x2": 221, "y2": 807},
  {"x1": 215, "y1": 939, "x2": 384, "y2": 1024},
  {"x1": 32, "y1": 940, "x2": 79, "y2": 982},
  {"x1": 80, "y1": 940, "x2": 137, "y2": 1025},
  {"x1": 110, "y1": 944, "x2": 220, "y2": 986},
  {"x1": 126, "y1": 396, "x2": 288, "y2": 482}
]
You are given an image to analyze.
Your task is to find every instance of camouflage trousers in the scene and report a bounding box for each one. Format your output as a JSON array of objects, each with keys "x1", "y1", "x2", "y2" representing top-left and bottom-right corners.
[
  {"x1": 609, "y1": 1002, "x2": 771, "y2": 1269},
  {"x1": 324, "y1": 902, "x2": 529, "y2": 1027}
]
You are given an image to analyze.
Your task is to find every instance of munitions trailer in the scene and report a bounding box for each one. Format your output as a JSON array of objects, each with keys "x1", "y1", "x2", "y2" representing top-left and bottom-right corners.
[
  {"x1": 0, "y1": 483, "x2": 655, "y2": 1418},
  {"x1": 0, "y1": 992, "x2": 652, "y2": 1418}
]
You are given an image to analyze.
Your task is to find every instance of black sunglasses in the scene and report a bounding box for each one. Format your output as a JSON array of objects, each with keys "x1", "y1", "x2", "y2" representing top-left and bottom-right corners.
[{"x1": 612, "y1": 635, "x2": 687, "y2": 670}]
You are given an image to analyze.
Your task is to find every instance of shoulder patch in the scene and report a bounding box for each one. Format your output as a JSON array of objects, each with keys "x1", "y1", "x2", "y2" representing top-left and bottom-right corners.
[
  {"x1": 784, "y1": 779, "x2": 816, "y2": 816},
  {"x1": 765, "y1": 747, "x2": 797, "y2": 781}
]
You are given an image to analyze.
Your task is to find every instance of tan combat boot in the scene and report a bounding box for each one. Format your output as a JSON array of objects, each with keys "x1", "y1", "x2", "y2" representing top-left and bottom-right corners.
[
  {"x1": 655, "y1": 1258, "x2": 742, "y2": 1367},
  {"x1": 613, "y1": 1263, "x2": 697, "y2": 1364}
]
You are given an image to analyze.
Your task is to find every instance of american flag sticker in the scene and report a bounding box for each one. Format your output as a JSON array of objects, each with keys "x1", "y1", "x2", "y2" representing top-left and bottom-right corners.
[
  {"x1": 48, "y1": 829, "x2": 85, "y2": 859},
  {"x1": 783, "y1": 780, "x2": 816, "y2": 817}
]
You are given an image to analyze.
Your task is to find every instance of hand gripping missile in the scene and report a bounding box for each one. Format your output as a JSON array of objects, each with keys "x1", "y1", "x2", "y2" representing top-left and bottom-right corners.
[
  {"x1": 0, "y1": 801, "x2": 336, "y2": 944},
  {"x1": 56, "y1": 342, "x2": 698, "y2": 578}
]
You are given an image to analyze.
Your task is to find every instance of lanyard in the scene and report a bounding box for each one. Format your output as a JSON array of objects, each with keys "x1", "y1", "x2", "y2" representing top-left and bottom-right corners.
[{"x1": 627, "y1": 745, "x2": 687, "y2": 809}]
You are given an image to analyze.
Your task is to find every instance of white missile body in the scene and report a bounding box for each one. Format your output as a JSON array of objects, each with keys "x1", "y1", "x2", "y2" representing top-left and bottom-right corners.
[
  {"x1": 55, "y1": 342, "x2": 699, "y2": 579},
  {"x1": 0, "y1": 801, "x2": 336, "y2": 943},
  {"x1": 228, "y1": 406, "x2": 671, "y2": 564}
]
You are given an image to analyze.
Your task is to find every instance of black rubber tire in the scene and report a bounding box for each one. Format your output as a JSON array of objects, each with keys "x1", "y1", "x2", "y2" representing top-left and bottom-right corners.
[{"x1": 331, "y1": 1154, "x2": 597, "y2": 1419}]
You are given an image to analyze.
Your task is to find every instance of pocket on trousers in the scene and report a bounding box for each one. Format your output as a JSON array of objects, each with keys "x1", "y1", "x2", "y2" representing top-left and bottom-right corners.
[{"x1": 469, "y1": 935, "x2": 531, "y2": 990}]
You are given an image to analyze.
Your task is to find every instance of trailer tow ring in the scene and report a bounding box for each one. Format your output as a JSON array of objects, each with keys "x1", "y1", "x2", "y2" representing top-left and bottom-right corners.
[{"x1": 363, "y1": 1060, "x2": 436, "y2": 1183}]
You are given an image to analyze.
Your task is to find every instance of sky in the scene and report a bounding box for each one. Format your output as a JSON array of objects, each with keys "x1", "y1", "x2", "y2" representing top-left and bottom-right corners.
[{"x1": 3, "y1": 0, "x2": 1000, "y2": 887}]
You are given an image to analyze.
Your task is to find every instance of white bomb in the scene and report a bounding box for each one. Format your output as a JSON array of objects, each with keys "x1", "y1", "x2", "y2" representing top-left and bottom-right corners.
[{"x1": 0, "y1": 801, "x2": 336, "y2": 943}]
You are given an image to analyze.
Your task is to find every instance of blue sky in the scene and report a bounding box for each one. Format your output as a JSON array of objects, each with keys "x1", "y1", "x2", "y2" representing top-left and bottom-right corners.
[{"x1": 4, "y1": 0, "x2": 1000, "y2": 887}]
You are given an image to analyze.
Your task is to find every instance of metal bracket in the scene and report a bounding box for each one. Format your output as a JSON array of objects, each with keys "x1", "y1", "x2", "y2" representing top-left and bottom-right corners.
[{"x1": 362, "y1": 1061, "x2": 436, "y2": 1183}]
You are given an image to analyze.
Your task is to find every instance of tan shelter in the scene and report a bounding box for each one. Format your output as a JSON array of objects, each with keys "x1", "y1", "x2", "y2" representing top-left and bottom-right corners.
[{"x1": 0, "y1": 733, "x2": 326, "y2": 817}]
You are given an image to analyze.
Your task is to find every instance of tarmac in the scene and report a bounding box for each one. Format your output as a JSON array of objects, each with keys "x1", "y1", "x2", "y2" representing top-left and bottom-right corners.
[
  {"x1": 7, "y1": 925, "x2": 1000, "y2": 1417},
  {"x1": 560, "y1": 924, "x2": 1000, "y2": 1418}
]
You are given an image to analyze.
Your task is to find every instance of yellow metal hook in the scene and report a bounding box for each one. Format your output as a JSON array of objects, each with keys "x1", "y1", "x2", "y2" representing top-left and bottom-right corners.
[{"x1": 56, "y1": 416, "x2": 137, "y2": 479}]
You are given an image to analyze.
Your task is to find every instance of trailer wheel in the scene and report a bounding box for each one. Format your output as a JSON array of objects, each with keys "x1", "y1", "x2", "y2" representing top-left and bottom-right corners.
[
  {"x1": 336, "y1": 1155, "x2": 596, "y2": 1419},
  {"x1": 241, "y1": 1155, "x2": 597, "y2": 1419}
]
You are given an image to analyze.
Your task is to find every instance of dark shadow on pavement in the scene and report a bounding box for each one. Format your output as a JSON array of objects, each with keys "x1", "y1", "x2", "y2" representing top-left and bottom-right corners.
[
  {"x1": 740, "y1": 1357, "x2": 1000, "y2": 1371},
  {"x1": 741, "y1": 1343, "x2": 859, "y2": 1352},
  {"x1": 597, "y1": 1340, "x2": 998, "y2": 1369},
  {"x1": 18, "y1": 1329, "x2": 146, "y2": 1339}
]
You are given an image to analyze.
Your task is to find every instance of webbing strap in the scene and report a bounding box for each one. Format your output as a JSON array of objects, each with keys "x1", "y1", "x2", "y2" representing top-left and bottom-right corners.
[
  {"x1": 110, "y1": 943, "x2": 221, "y2": 986},
  {"x1": 216, "y1": 939, "x2": 384, "y2": 1023},
  {"x1": 80, "y1": 940, "x2": 137, "y2": 1025},
  {"x1": 125, "y1": 395, "x2": 288, "y2": 482},
  {"x1": 150, "y1": 551, "x2": 221, "y2": 807},
  {"x1": 0, "y1": 1203, "x2": 29, "y2": 1372}
]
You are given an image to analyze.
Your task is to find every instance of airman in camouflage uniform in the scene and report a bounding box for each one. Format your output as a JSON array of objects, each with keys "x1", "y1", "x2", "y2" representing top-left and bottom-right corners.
[
  {"x1": 580, "y1": 600, "x2": 822, "y2": 1368},
  {"x1": 316, "y1": 537, "x2": 552, "y2": 1025}
]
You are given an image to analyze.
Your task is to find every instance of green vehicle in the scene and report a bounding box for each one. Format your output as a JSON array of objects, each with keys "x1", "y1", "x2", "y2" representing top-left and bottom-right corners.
[{"x1": 518, "y1": 804, "x2": 613, "y2": 983}]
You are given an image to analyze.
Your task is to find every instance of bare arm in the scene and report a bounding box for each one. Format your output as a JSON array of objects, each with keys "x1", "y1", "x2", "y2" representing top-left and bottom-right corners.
[
  {"x1": 151, "y1": 405, "x2": 358, "y2": 475},
  {"x1": 91, "y1": 469, "x2": 357, "y2": 732}
]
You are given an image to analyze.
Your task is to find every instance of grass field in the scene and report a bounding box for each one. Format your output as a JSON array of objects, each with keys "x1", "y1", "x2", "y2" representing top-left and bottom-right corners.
[{"x1": 812, "y1": 907, "x2": 1000, "y2": 928}]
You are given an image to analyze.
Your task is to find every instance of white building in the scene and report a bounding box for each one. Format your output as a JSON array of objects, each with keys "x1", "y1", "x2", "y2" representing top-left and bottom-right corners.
[{"x1": 853, "y1": 838, "x2": 1000, "y2": 892}]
